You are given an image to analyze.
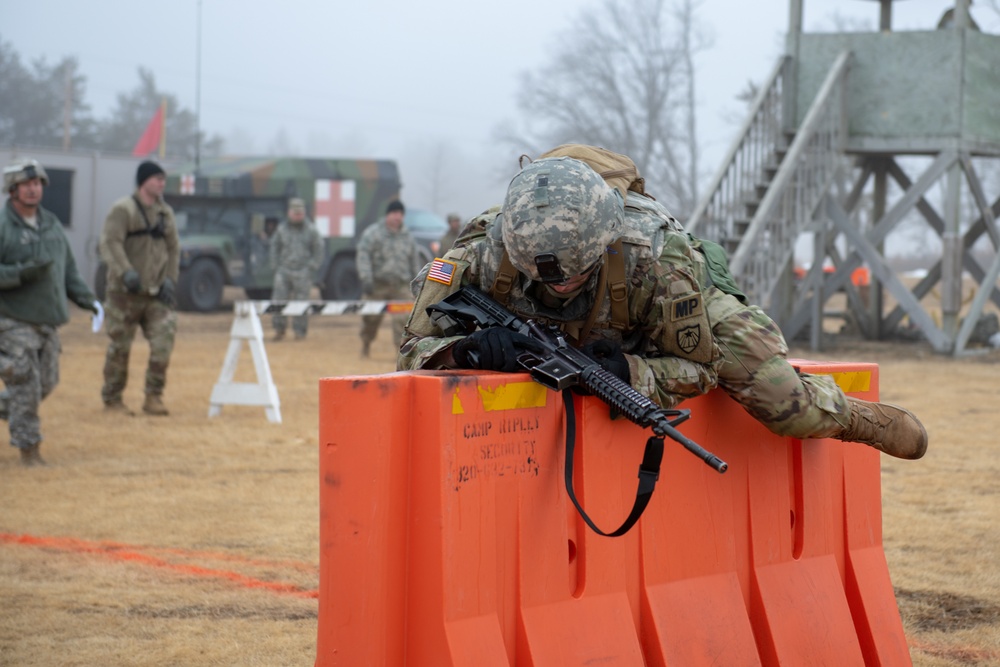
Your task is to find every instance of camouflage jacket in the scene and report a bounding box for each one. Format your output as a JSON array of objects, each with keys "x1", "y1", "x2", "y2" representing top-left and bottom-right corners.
[
  {"x1": 438, "y1": 228, "x2": 460, "y2": 254},
  {"x1": 398, "y1": 192, "x2": 736, "y2": 409},
  {"x1": 271, "y1": 219, "x2": 323, "y2": 275},
  {"x1": 100, "y1": 192, "x2": 180, "y2": 294},
  {"x1": 356, "y1": 221, "x2": 424, "y2": 289},
  {"x1": 0, "y1": 200, "x2": 95, "y2": 326}
]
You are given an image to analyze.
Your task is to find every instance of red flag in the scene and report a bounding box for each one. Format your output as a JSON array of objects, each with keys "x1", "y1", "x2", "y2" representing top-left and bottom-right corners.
[{"x1": 132, "y1": 103, "x2": 165, "y2": 157}]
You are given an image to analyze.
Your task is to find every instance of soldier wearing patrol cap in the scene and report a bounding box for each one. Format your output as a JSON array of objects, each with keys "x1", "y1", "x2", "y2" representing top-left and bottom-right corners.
[
  {"x1": 438, "y1": 213, "x2": 463, "y2": 253},
  {"x1": 270, "y1": 197, "x2": 323, "y2": 341},
  {"x1": 398, "y1": 152, "x2": 928, "y2": 461},
  {"x1": 0, "y1": 158, "x2": 101, "y2": 466},
  {"x1": 355, "y1": 200, "x2": 424, "y2": 358}
]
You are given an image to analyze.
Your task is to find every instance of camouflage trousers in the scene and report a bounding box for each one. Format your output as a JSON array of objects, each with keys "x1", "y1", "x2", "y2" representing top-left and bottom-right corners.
[
  {"x1": 360, "y1": 282, "x2": 410, "y2": 347},
  {"x1": 0, "y1": 315, "x2": 60, "y2": 449},
  {"x1": 706, "y1": 287, "x2": 851, "y2": 439},
  {"x1": 272, "y1": 269, "x2": 314, "y2": 337},
  {"x1": 101, "y1": 291, "x2": 178, "y2": 403}
]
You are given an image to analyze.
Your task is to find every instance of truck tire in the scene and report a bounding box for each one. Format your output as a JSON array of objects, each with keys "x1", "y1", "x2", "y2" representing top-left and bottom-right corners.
[
  {"x1": 323, "y1": 256, "x2": 361, "y2": 300},
  {"x1": 177, "y1": 259, "x2": 225, "y2": 312}
]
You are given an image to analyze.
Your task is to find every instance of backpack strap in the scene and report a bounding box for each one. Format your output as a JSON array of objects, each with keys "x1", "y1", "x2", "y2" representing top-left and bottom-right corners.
[
  {"x1": 606, "y1": 239, "x2": 628, "y2": 330},
  {"x1": 577, "y1": 239, "x2": 629, "y2": 342},
  {"x1": 491, "y1": 249, "x2": 519, "y2": 306}
]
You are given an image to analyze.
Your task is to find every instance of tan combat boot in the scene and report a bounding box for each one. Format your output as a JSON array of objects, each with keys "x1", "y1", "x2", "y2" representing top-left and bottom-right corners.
[
  {"x1": 839, "y1": 396, "x2": 928, "y2": 460},
  {"x1": 20, "y1": 443, "x2": 47, "y2": 467},
  {"x1": 104, "y1": 400, "x2": 135, "y2": 416},
  {"x1": 143, "y1": 394, "x2": 169, "y2": 416}
]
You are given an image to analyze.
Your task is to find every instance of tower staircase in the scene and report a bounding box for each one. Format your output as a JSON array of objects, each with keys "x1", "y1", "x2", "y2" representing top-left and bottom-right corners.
[{"x1": 686, "y1": 52, "x2": 853, "y2": 347}]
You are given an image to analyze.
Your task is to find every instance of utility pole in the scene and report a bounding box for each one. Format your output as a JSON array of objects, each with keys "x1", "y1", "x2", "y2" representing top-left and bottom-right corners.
[
  {"x1": 195, "y1": 0, "x2": 203, "y2": 175},
  {"x1": 62, "y1": 67, "x2": 72, "y2": 150}
]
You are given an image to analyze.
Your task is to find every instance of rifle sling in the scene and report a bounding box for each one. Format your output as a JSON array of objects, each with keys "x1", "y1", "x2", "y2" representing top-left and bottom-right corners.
[{"x1": 561, "y1": 390, "x2": 663, "y2": 537}]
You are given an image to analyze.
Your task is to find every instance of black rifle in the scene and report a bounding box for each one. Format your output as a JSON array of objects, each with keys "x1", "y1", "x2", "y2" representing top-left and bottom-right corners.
[{"x1": 428, "y1": 285, "x2": 727, "y2": 537}]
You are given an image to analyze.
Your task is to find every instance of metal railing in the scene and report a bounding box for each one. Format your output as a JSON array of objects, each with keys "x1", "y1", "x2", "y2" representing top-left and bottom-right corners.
[
  {"x1": 687, "y1": 52, "x2": 853, "y2": 311},
  {"x1": 686, "y1": 56, "x2": 789, "y2": 245},
  {"x1": 731, "y1": 51, "x2": 852, "y2": 309}
]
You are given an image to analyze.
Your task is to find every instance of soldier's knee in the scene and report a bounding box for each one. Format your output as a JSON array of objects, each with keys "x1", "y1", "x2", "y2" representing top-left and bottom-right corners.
[{"x1": 0, "y1": 353, "x2": 34, "y2": 384}]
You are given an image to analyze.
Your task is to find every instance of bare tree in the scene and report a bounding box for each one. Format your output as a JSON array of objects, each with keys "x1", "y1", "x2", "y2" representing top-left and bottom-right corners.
[{"x1": 495, "y1": 0, "x2": 711, "y2": 216}]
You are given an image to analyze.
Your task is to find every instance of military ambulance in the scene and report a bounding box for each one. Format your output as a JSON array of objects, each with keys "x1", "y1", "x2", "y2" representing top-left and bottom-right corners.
[{"x1": 160, "y1": 156, "x2": 404, "y2": 311}]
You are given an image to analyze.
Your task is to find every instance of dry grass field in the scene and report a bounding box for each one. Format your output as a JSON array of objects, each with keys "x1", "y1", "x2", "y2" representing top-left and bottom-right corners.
[{"x1": 1, "y1": 290, "x2": 998, "y2": 666}]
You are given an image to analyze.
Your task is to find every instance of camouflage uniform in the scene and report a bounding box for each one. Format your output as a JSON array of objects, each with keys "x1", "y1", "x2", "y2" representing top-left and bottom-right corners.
[
  {"x1": 99, "y1": 192, "x2": 180, "y2": 405},
  {"x1": 270, "y1": 217, "x2": 323, "y2": 338},
  {"x1": 356, "y1": 218, "x2": 424, "y2": 348},
  {"x1": 0, "y1": 197, "x2": 96, "y2": 451},
  {"x1": 438, "y1": 214, "x2": 463, "y2": 253},
  {"x1": 399, "y1": 157, "x2": 853, "y2": 441}
]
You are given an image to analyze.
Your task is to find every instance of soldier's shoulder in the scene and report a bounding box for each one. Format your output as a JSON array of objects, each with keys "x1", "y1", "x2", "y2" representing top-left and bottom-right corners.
[
  {"x1": 39, "y1": 206, "x2": 65, "y2": 227},
  {"x1": 158, "y1": 198, "x2": 176, "y2": 216},
  {"x1": 108, "y1": 195, "x2": 135, "y2": 213}
]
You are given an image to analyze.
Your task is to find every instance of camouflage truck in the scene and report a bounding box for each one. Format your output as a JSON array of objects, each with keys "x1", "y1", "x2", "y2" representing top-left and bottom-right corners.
[{"x1": 158, "y1": 156, "x2": 403, "y2": 311}]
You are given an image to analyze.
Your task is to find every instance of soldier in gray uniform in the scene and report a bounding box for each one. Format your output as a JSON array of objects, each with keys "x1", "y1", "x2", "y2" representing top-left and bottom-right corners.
[
  {"x1": 356, "y1": 200, "x2": 424, "y2": 357},
  {"x1": 398, "y1": 155, "x2": 927, "y2": 461},
  {"x1": 0, "y1": 158, "x2": 100, "y2": 465},
  {"x1": 99, "y1": 161, "x2": 180, "y2": 417},
  {"x1": 270, "y1": 198, "x2": 323, "y2": 341}
]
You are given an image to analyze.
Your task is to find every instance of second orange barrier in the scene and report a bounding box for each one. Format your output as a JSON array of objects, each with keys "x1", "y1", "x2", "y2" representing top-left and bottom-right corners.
[{"x1": 316, "y1": 360, "x2": 909, "y2": 666}]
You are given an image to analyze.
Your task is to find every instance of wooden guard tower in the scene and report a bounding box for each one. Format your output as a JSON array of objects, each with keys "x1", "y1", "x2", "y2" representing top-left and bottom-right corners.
[{"x1": 687, "y1": 0, "x2": 1000, "y2": 355}]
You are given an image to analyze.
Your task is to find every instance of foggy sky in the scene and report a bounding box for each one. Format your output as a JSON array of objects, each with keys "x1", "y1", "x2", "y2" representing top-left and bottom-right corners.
[{"x1": 2, "y1": 0, "x2": 994, "y2": 218}]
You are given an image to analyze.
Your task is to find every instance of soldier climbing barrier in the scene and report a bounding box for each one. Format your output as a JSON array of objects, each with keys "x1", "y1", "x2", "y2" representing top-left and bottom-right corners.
[
  {"x1": 316, "y1": 361, "x2": 911, "y2": 666},
  {"x1": 208, "y1": 299, "x2": 413, "y2": 423}
]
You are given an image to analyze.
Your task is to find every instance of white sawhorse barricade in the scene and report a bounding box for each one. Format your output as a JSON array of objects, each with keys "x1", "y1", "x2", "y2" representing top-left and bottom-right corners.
[{"x1": 208, "y1": 299, "x2": 413, "y2": 423}]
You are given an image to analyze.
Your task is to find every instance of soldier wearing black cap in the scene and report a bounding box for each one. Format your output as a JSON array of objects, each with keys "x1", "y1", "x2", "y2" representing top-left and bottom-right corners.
[{"x1": 98, "y1": 160, "x2": 180, "y2": 416}]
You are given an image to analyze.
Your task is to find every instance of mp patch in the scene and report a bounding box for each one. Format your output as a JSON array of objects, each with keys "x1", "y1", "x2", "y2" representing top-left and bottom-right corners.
[{"x1": 670, "y1": 294, "x2": 703, "y2": 321}]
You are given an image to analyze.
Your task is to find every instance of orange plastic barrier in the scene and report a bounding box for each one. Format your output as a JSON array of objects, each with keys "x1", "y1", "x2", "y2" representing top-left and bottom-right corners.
[{"x1": 316, "y1": 360, "x2": 910, "y2": 666}]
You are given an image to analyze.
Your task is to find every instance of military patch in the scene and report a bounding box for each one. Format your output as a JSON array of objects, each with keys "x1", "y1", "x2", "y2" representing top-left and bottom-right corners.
[
  {"x1": 670, "y1": 294, "x2": 703, "y2": 321},
  {"x1": 427, "y1": 258, "x2": 457, "y2": 286},
  {"x1": 677, "y1": 324, "x2": 701, "y2": 354}
]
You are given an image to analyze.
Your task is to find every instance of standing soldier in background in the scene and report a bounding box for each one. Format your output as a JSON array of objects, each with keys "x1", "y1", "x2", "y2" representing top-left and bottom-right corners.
[
  {"x1": 270, "y1": 198, "x2": 323, "y2": 341},
  {"x1": 0, "y1": 158, "x2": 101, "y2": 465},
  {"x1": 99, "y1": 161, "x2": 180, "y2": 417},
  {"x1": 356, "y1": 200, "x2": 423, "y2": 357},
  {"x1": 439, "y1": 213, "x2": 463, "y2": 253}
]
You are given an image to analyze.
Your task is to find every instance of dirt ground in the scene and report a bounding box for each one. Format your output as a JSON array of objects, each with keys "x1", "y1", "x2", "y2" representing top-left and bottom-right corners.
[{"x1": 1, "y1": 291, "x2": 998, "y2": 666}]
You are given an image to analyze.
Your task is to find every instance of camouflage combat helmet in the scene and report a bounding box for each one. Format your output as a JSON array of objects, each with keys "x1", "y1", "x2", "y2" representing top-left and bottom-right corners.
[
  {"x1": 3, "y1": 158, "x2": 49, "y2": 193},
  {"x1": 501, "y1": 156, "x2": 624, "y2": 283}
]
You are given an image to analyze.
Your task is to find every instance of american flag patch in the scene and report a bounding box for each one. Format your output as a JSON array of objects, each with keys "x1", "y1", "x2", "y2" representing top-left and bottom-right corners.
[{"x1": 427, "y1": 258, "x2": 457, "y2": 285}]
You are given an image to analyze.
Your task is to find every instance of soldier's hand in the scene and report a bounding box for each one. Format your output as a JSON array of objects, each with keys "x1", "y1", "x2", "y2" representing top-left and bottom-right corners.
[
  {"x1": 583, "y1": 339, "x2": 631, "y2": 383},
  {"x1": 157, "y1": 278, "x2": 176, "y2": 307},
  {"x1": 18, "y1": 259, "x2": 52, "y2": 284},
  {"x1": 122, "y1": 269, "x2": 142, "y2": 294},
  {"x1": 452, "y1": 328, "x2": 544, "y2": 373}
]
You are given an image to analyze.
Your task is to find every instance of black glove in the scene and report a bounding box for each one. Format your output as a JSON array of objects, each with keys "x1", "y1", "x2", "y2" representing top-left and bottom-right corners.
[
  {"x1": 582, "y1": 339, "x2": 631, "y2": 383},
  {"x1": 158, "y1": 277, "x2": 176, "y2": 307},
  {"x1": 452, "y1": 328, "x2": 544, "y2": 373},
  {"x1": 122, "y1": 269, "x2": 142, "y2": 294},
  {"x1": 18, "y1": 259, "x2": 52, "y2": 284}
]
